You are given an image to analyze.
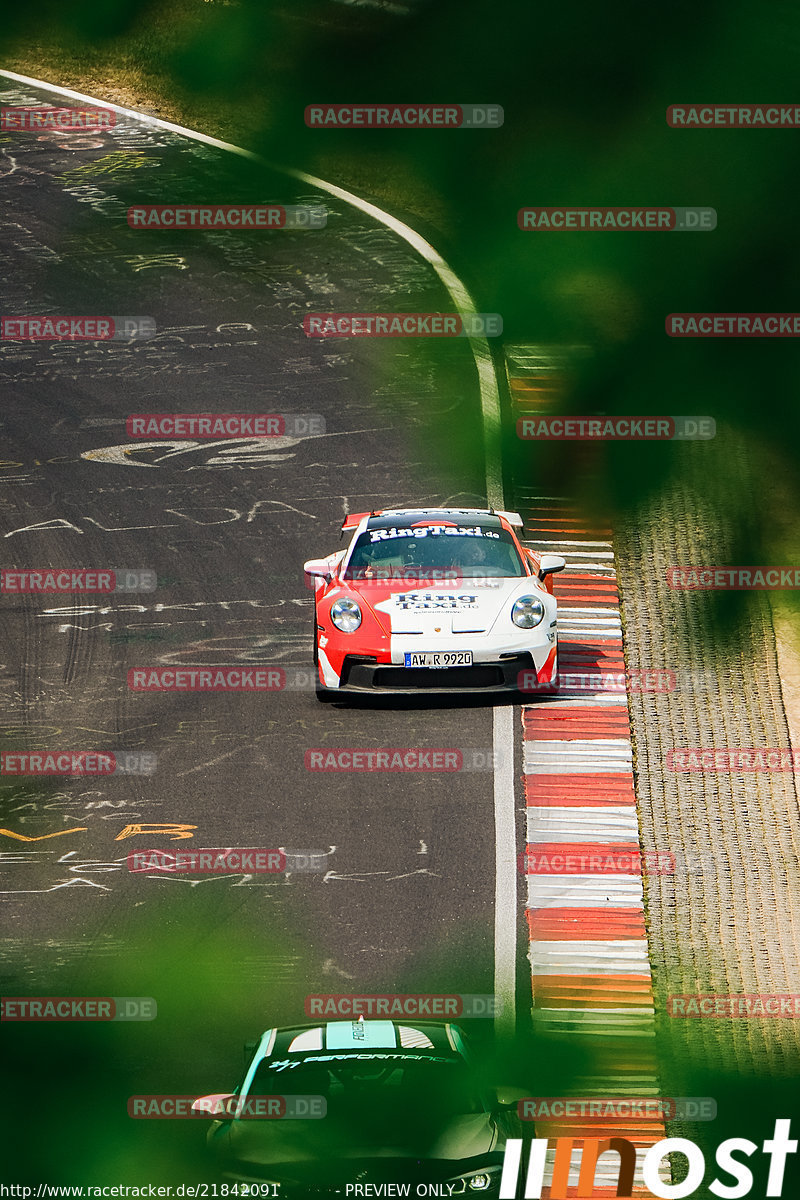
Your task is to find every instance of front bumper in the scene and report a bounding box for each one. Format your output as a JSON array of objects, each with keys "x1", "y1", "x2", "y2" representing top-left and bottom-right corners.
[{"x1": 335, "y1": 651, "x2": 539, "y2": 694}]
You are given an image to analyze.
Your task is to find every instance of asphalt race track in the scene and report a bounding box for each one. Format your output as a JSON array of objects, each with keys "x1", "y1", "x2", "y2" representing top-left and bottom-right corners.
[{"x1": 0, "y1": 81, "x2": 528, "y2": 1177}]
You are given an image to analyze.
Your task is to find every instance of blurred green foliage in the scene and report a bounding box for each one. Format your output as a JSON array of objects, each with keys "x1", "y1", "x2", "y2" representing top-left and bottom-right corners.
[{"x1": 5, "y1": 0, "x2": 800, "y2": 552}]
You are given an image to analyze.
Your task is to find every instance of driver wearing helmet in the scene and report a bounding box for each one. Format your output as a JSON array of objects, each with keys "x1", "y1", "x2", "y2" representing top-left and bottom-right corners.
[{"x1": 457, "y1": 535, "x2": 494, "y2": 576}]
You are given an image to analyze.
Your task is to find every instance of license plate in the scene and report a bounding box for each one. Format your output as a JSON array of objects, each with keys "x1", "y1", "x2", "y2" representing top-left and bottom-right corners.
[{"x1": 404, "y1": 651, "x2": 473, "y2": 668}]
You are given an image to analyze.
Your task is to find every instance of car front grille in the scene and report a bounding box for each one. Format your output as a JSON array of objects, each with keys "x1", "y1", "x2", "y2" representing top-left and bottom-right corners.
[{"x1": 371, "y1": 664, "x2": 505, "y2": 688}]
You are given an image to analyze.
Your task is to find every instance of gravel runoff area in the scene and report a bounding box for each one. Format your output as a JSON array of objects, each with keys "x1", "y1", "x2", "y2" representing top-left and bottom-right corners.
[{"x1": 616, "y1": 433, "x2": 800, "y2": 1103}]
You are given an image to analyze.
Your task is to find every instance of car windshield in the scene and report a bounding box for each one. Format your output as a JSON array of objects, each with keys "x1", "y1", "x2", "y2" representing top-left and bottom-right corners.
[
  {"x1": 248, "y1": 1053, "x2": 483, "y2": 1122},
  {"x1": 344, "y1": 524, "x2": 524, "y2": 579}
]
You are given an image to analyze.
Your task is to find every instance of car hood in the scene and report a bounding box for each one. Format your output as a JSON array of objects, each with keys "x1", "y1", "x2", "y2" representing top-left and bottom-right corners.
[
  {"x1": 341, "y1": 577, "x2": 549, "y2": 636},
  {"x1": 221, "y1": 1111, "x2": 497, "y2": 1168}
]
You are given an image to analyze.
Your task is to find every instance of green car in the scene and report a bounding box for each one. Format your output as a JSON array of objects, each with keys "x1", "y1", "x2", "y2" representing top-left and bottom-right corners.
[{"x1": 194, "y1": 1018, "x2": 525, "y2": 1196}]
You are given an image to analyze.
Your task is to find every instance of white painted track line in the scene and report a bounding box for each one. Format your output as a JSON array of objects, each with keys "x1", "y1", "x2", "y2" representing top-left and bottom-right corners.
[{"x1": 493, "y1": 705, "x2": 517, "y2": 1033}]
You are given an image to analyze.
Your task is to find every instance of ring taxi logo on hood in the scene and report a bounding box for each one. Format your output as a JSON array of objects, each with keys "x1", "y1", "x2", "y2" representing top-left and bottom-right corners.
[{"x1": 393, "y1": 592, "x2": 479, "y2": 610}]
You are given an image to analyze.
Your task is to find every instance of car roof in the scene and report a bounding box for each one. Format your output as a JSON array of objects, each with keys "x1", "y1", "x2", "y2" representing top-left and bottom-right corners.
[
  {"x1": 257, "y1": 1019, "x2": 468, "y2": 1060},
  {"x1": 341, "y1": 508, "x2": 523, "y2": 533},
  {"x1": 367, "y1": 510, "x2": 503, "y2": 531}
]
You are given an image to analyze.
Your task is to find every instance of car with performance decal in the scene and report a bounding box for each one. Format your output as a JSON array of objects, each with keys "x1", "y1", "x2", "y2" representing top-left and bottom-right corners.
[
  {"x1": 193, "y1": 1016, "x2": 525, "y2": 1194},
  {"x1": 303, "y1": 508, "x2": 565, "y2": 698}
]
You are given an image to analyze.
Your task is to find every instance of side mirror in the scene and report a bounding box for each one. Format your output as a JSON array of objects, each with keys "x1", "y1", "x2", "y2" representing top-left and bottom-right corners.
[
  {"x1": 191, "y1": 1093, "x2": 237, "y2": 1119},
  {"x1": 303, "y1": 558, "x2": 332, "y2": 582},
  {"x1": 538, "y1": 554, "x2": 566, "y2": 580}
]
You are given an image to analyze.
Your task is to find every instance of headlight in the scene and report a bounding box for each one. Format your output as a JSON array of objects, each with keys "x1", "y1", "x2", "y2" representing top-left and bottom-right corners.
[
  {"x1": 447, "y1": 1168, "x2": 501, "y2": 1194},
  {"x1": 330, "y1": 597, "x2": 362, "y2": 632},
  {"x1": 511, "y1": 595, "x2": 545, "y2": 628},
  {"x1": 467, "y1": 1174, "x2": 493, "y2": 1191}
]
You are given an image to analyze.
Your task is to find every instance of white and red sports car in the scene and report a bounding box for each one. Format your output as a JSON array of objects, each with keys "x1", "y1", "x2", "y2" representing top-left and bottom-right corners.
[{"x1": 304, "y1": 507, "x2": 565, "y2": 699}]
